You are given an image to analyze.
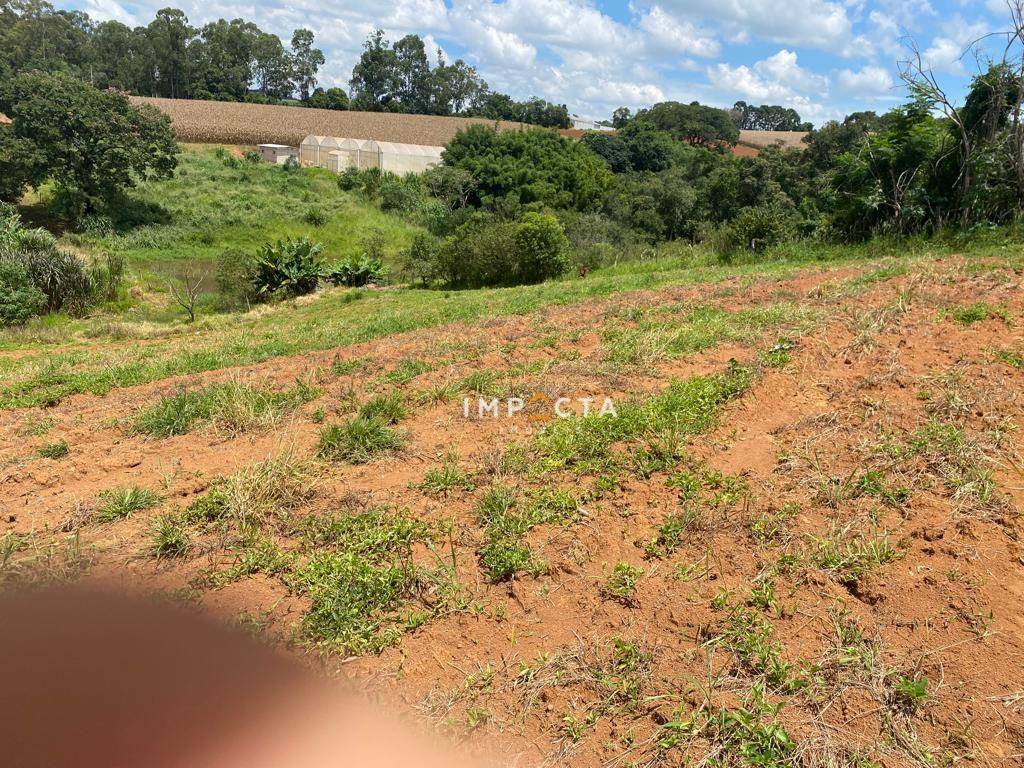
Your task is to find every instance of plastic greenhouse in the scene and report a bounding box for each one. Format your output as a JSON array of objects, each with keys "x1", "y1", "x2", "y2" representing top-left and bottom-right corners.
[
  {"x1": 299, "y1": 135, "x2": 443, "y2": 174},
  {"x1": 375, "y1": 142, "x2": 445, "y2": 174}
]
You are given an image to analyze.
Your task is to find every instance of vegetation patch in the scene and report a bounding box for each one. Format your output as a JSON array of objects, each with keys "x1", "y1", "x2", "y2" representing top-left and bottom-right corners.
[
  {"x1": 133, "y1": 378, "x2": 318, "y2": 437},
  {"x1": 289, "y1": 507, "x2": 457, "y2": 654},
  {"x1": 94, "y1": 486, "x2": 161, "y2": 522},
  {"x1": 317, "y1": 416, "x2": 403, "y2": 463}
]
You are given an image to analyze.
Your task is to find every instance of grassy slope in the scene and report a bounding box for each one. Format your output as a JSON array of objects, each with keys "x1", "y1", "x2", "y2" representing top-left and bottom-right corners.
[
  {"x1": 62, "y1": 145, "x2": 422, "y2": 278},
  {"x1": 0, "y1": 244, "x2": 996, "y2": 410},
  {"x1": 2, "y1": 143, "x2": 1019, "y2": 410}
]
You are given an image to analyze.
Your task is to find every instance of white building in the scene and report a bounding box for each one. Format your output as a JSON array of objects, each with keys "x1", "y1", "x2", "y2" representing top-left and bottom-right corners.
[
  {"x1": 570, "y1": 115, "x2": 614, "y2": 132},
  {"x1": 258, "y1": 144, "x2": 298, "y2": 164}
]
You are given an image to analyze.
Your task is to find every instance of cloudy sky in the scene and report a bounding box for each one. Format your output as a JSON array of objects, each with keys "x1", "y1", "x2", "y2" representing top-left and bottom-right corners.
[{"x1": 68, "y1": 0, "x2": 1017, "y2": 124}]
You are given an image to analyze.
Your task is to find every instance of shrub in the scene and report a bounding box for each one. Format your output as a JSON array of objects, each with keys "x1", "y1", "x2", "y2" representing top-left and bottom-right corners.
[
  {"x1": 337, "y1": 167, "x2": 361, "y2": 191},
  {"x1": 380, "y1": 174, "x2": 424, "y2": 214},
  {"x1": 3, "y1": 227, "x2": 92, "y2": 313},
  {"x1": 243, "y1": 150, "x2": 262, "y2": 163},
  {"x1": 713, "y1": 198, "x2": 800, "y2": 260},
  {"x1": 88, "y1": 252, "x2": 125, "y2": 304},
  {"x1": 322, "y1": 253, "x2": 386, "y2": 287},
  {"x1": 303, "y1": 206, "x2": 328, "y2": 226},
  {"x1": 216, "y1": 248, "x2": 257, "y2": 307},
  {"x1": 402, "y1": 232, "x2": 442, "y2": 285},
  {"x1": 0, "y1": 261, "x2": 46, "y2": 327},
  {"x1": 252, "y1": 237, "x2": 323, "y2": 298},
  {"x1": 428, "y1": 211, "x2": 571, "y2": 289}
]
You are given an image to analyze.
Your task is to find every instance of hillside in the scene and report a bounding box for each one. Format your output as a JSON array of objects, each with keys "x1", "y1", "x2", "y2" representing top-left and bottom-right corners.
[
  {"x1": 1, "y1": 237, "x2": 1022, "y2": 766},
  {"x1": 132, "y1": 97, "x2": 530, "y2": 146}
]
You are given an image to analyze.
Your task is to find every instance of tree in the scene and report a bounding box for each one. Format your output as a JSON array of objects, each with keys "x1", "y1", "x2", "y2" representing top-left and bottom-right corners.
[
  {"x1": 635, "y1": 102, "x2": 739, "y2": 147},
  {"x1": 442, "y1": 125, "x2": 612, "y2": 211},
  {"x1": 290, "y1": 28, "x2": 323, "y2": 101},
  {"x1": 0, "y1": 125, "x2": 46, "y2": 203},
  {"x1": 191, "y1": 18, "x2": 261, "y2": 101},
  {"x1": 612, "y1": 106, "x2": 632, "y2": 128},
  {"x1": 252, "y1": 32, "x2": 293, "y2": 100},
  {"x1": 431, "y1": 55, "x2": 486, "y2": 114},
  {"x1": 306, "y1": 86, "x2": 348, "y2": 110},
  {"x1": 349, "y1": 29, "x2": 400, "y2": 110},
  {"x1": 0, "y1": 71, "x2": 178, "y2": 215},
  {"x1": 393, "y1": 34, "x2": 432, "y2": 113},
  {"x1": 147, "y1": 8, "x2": 194, "y2": 98},
  {"x1": 167, "y1": 264, "x2": 207, "y2": 322}
]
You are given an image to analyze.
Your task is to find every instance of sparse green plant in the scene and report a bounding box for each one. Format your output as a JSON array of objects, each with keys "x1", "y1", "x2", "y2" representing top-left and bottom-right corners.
[
  {"x1": 37, "y1": 439, "x2": 69, "y2": 459},
  {"x1": 890, "y1": 674, "x2": 930, "y2": 713},
  {"x1": 150, "y1": 514, "x2": 190, "y2": 558},
  {"x1": 317, "y1": 416, "x2": 403, "y2": 463},
  {"x1": 95, "y1": 485, "x2": 161, "y2": 522},
  {"x1": 418, "y1": 460, "x2": 475, "y2": 495},
  {"x1": 604, "y1": 562, "x2": 643, "y2": 605}
]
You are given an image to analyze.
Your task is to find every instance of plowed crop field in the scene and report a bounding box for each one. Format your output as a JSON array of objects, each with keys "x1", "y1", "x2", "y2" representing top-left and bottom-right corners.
[
  {"x1": 132, "y1": 96, "x2": 528, "y2": 146},
  {"x1": 2, "y1": 253, "x2": 1023, "y2": 766}
]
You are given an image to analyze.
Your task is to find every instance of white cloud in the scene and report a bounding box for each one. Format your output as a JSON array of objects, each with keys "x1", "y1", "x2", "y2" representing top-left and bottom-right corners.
[
  {"x1": 656, "y1": 0, "x2": 853, "y2": 49},
  {"x1": 637, "y1": 5, "x2": 719, "y2": 57},
  {"x1": 837, "y1": 64, "x2": 895, "y2": 95},
  {"x1": 710, "y1": 50, "x2": 828, "y2": 101}
]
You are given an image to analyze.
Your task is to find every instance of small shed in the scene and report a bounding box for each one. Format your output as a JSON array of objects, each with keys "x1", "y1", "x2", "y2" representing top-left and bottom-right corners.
[{"x1": 258, "y1": 144, "x2": 298, "y2": 164}]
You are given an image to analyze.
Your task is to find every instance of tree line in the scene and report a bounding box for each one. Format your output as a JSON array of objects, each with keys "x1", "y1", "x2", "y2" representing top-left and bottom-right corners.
[{"x1": 0, "y1": 0, "x2": 570, "y2": 126}]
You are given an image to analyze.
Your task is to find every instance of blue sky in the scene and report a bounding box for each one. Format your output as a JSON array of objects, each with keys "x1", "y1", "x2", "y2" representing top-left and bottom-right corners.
[{"x1": 68, "y1": 0, "x2": 1015, "y2": 124}]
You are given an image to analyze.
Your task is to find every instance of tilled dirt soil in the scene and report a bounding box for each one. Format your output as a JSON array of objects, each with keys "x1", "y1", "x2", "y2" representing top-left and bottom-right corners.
[{"x1": 2, "y1": 256, "x2": 1022, "y2": 767}]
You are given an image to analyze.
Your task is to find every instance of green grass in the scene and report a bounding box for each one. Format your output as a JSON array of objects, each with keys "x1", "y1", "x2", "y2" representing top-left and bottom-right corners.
[
  {"x1": 533, "y1": 362, "x2": 753, "y2": 474},
  {"x1": 288, "y1": 507, "x2": 452, "y2": 654},
  {"x1": 37, "y1": 439, "x2": 69, "y2": 459},
  {"x1": 317, "y1": 416, "x2": 403, "y2": 463},
  {"x1": 357, "y1": 392, "x2": 406, "y2": 424},
  {"x1": 94, "y1": 485, "x2": 161, "y2": 522},
  {"x1": 950, "y1": 302, "x2": 1010, "y2": 325},
  {"x1": 994, "y1": 348, "x2": 1024, "y2": 369},
  {"x1": 418, "y1": 460, "x2": 475, "y2": 495},
  {"x1": 150, "y1": 514, "x2": 190, "y2": 558},
  {"x1": 62, "y1": 146, "x2": 422, "y2": 275},
  {"x1": 0, "y1": 245, "x2": 907, "y2": 410},
  {"x1": 133, "y1": 379, "x2": 318, "y2": 437},
  {"x1": 601, "y1": 302, "x2": 814, "y2": 368}
]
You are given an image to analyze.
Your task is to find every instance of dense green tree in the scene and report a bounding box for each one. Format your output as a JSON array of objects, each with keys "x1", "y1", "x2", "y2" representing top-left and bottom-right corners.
[
  {"x1": 431, "y1": 55, "x2": 486, "y2": 114},
  {"x1": 191, "y1": 19, "x2": 261, "y2": 101},
  {"x1": 393, "y1": 34, "x2": 432, "y2": 113},
  {"x1": 252, "y1": 32, "x2": 294, "y2": 100},
  {"x1": 730, "y1": 101, "x2": 811, "y2": 131},
  {"x1": 634, "y1": 102, "x2": 739, "y2": 147},
  {"x1": 0, "y1": 72, "x2": 178, "y2": 214},
  {"x1": 306, "y1": 86, "x2": 349, "y2": 110},
  {"x1": 349, "y1": 29, "x2": 401, "y2": 110},
  {"x1": 290, "y1": 28, "x2": 323, "y2": 101},
  {"x1": 443, "y1": 125, "x2": 611, "y2": 211},
  {"x1": 147, "y1": 8, "x2": 193, "y2": 98}
]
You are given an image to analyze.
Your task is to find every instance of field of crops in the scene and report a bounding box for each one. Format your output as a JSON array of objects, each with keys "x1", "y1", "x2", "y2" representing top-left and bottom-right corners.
[
  {"x1": 737, "y1": 129, "x2": 808, "y2": 149},
  {"x1": 131, "y1": 96, "x2": 529, "y2": 146}
]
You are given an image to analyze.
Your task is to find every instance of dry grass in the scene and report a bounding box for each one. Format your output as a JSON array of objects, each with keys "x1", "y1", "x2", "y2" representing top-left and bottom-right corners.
[
  {"x1": 132, "y1": 96, "x2": 530, "y2": 146},
  {"x1": 737, "y1": 130, "x2": 809, "y2": 150}
]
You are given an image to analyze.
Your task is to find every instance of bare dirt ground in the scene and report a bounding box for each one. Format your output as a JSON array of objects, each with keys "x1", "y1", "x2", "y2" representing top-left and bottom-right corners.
[{"x1": 2, "y1": 255, "x2": 1022, "y2": 767}]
